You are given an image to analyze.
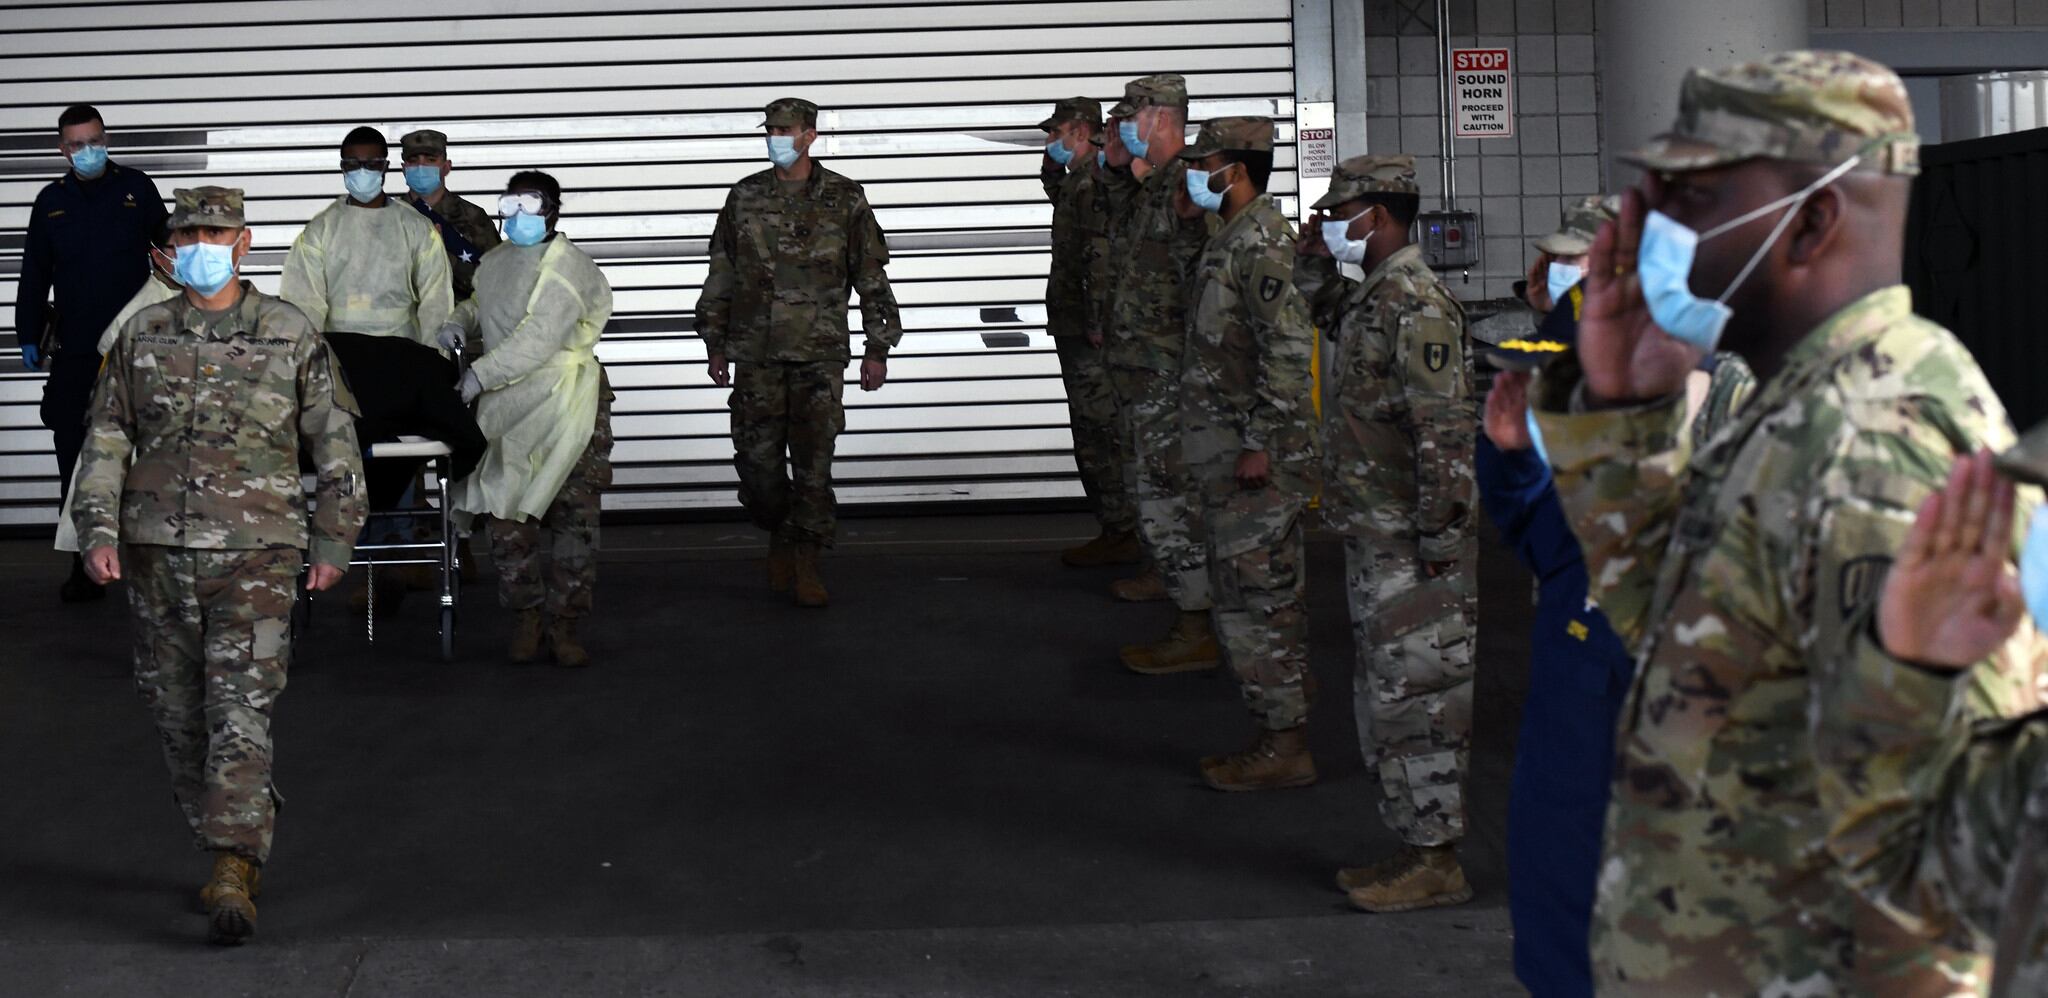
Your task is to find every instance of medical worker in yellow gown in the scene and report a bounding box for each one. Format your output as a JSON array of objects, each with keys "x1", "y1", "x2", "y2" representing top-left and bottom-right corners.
[{"x1": 447, "y1": 171, "x2": 613, "y2": 669}]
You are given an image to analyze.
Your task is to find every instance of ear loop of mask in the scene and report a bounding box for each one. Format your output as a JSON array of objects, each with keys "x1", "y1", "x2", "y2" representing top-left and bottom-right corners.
[{"x1": 1701, "y1": 152, "x2": 1865, "y2": 305}]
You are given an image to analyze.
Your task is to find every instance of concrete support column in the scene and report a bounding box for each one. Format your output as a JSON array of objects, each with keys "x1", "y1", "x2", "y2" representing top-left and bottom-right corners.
[{"x1": 1596, "y1": 0, "x2": 1807, "y2": 183}]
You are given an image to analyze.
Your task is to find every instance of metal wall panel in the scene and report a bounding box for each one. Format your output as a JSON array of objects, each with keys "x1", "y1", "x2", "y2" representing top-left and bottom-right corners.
[{"x1": 0, "y1": 0, "x2": 1298, "y2": 525}]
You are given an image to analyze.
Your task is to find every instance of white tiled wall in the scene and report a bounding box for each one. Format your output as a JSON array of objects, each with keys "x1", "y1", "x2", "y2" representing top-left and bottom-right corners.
[
  {"x1": 1811, "y1": 0, "x2": 2048, "y2": 25},
  {"x1": 1364, "y1": 0, "x2": 1601, "y2": 300}
]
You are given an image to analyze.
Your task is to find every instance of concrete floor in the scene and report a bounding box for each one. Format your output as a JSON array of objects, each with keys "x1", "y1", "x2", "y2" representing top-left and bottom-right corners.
[{"x1": 0, "y1": 511, "x2": 1536, "y2": 997}]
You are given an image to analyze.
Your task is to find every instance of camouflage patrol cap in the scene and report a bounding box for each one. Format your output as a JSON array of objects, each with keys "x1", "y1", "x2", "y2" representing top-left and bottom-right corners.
[
  {"x1": 169, "y1": 186, "x2": 245, "y2": 230},
  {"x1": 1179, "y1": 116, "x2": 1275, "y2": 160},
  {"x1": 399, "y1": 129, "x2": 448, "y2": 158},
  {"x1": 760, "y1": 97, "x2": 819, "y2": 129},
  {"x1": 1623, "y1": 50, "x2": 1920, "y2": 176},
  {"x1": 1039, "y1": 97, "x2": 1103, "y2": 131},
  {"x1": 1532, "y1": 194, "x2": 1619, "y2": 257},
  {"x1": 1312, "y1": 154, "x2": 1419, "y2": 209},
  {"x1": 1998, "y1": 420, "x2": 2048, "y2": 487},
  {"x1": 1107, "y1": 74, "x2": 1188, "y2": 117}
]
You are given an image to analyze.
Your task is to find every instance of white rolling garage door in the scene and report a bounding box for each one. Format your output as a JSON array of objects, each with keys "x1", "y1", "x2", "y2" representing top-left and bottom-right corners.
[{"x1": 0, "y1": 0, "x2": 1299, "y2": 526}]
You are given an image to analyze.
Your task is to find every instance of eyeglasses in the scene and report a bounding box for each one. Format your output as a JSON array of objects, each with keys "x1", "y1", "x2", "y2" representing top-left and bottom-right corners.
[
  {"x1": 339, "y1": 158, "x2": 389, "y2": 172},
  {"x1": 498, "y1": 192, "x2": 548, "y2": 217},
  {"x1": 59, "y1": 137, "x2": 106, "y2": 153}
]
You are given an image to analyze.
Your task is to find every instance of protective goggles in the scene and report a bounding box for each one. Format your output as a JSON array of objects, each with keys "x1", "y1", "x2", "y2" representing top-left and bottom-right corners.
[{"x1": 498, "y1": 192, "x2": 549, "y2": 217}]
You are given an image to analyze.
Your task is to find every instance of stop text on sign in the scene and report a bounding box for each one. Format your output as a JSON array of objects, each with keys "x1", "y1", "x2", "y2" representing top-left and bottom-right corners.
[{"x1": 1450, "y1": 47, "x2": 1515, "y2": 138}]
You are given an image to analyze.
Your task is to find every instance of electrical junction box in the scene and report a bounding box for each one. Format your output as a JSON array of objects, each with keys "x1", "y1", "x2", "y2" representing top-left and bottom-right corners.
[{"x1": 1416, "y1": 210, "x2": 1480, "y2": 271}]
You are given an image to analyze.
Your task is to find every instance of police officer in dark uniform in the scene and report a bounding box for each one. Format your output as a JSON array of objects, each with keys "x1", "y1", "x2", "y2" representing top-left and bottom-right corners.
[{"x1": 14, "y1": 104, "x2": 168, "y2": 601}]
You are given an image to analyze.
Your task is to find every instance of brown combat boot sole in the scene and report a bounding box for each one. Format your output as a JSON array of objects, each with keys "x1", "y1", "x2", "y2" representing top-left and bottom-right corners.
[
  {"x1": 198, "y1": 867, "x2": 263, "y2": 911},
  {"x1": 1109, "y1": 571, "x2": 1168, "y2": 603},
  {"x1": 1120, "y1": 646, "x2": 1221, "y2": 674},
  {"x1": 203, "y1": 854, "x2": 259, "y2": 945},
  {"x1": 1348, "y1": 880, "x2": 1475, "y2": 913},
  {"x1": 1346, "y1": 849, "x2": 1474, "y2": 913}
]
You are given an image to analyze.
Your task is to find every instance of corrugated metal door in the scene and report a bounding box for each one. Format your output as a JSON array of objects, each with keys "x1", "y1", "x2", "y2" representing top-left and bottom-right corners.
[
  {"x1": 1905, "y1": 126, "x2": 2048, "y2": 431},
  {"x1": 0, "y1": 0, "x2": 1299, "y2": 526}
]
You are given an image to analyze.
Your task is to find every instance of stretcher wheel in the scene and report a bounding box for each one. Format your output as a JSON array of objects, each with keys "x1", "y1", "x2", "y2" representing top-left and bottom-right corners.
[{"x1": 440, "y1": 607, "x2": 456, "y2": 662}]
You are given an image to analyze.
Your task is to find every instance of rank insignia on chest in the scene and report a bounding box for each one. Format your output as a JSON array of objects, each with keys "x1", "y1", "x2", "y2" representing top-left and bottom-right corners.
[
  {"x1": 1258, "y1": 275, "x2": 1284, "y2": 303},
  {"x1": 1425, "y1": 342, "x2": 1449, "y2": 372},
  {"x1": 1839, "y1": 556, "x2": 1890, "y2": 618}
]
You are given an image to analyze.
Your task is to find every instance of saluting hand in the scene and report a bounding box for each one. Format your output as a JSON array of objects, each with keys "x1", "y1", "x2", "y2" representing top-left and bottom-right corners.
[
  {"x1": 1879, "y1": 449, "x2": 2026, "y2": 669},
  {"x1": 1483, "y1": 371, "x2": 1535, "y2": 452},
  {"x1": 1577, "y1": 188, "x2": 1702, "y2": 406},
  {"x1": 1297, "y1": 213, "x2": 1331, "y2": 258}
]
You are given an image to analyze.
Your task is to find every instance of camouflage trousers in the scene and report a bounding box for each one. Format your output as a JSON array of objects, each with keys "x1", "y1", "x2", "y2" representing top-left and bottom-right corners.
[
  {"x1": 1346, "y1": 529, "x2": 1477, "y2": 847},
  {"x1": 1110, "y1": 365, "x2": 1209, "y2": 612},
  {"x1": 732, "y1": 361, "x2": 845, "y2": 547},
  {"x1": 1055, "y1": 335, "x2": 1135, "y2": 535},
  {"x1": 126, "y1": 544, "x2": 301, "y2": 864},
  {"x1": 1205, "y1": 487, "x2": 1311, "y2": 731},
  {"x1": 491, "y1": 393, "x2": 613, "y2": 619}
]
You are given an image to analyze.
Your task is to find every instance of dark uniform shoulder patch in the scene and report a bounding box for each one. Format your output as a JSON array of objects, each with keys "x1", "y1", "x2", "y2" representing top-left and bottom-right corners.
[
  {"x1": 1258, "y1": 275, "x2": 1283, "y2": 303},
  {"x1": 1838, "y1": 555, "x2": 1890, "y2": 619},
  {"x1": 1425, "y1": 342, "x2": 1449, "y2": 373}
]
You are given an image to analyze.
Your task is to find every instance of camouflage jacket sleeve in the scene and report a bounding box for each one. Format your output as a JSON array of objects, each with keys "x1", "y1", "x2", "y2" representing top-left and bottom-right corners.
[
  {"x1": 1292, "y1": 253, "x2": 1353, "y2": 332},
  {"x1": 1530, "y1": 374, "x2": 1694, "y2": 647},
  {"x1": 697, "y1": 191, "x2": 739, "y2": 358},
  {"x1": 1396, "y1": 292, "x2": 1476, "y2": 562},
  {"x1": 71, "y1": 322, "x2": 141, "y2": 551},
  {"x1": 297, "y1": 333, "x2": 367, "y2": 568},
  {"x1": 848, "y1": 194, "x2": 902, "y2": 359},
  {"x1": 279, "y1": 224, "x2": 330, "y2": 332},
  {"x1": 411, "y1": 225, "x2": 455, "y2": 347},
  {"x1": 1237, "y1": 232, "x2": 1313, "y2": 455}
]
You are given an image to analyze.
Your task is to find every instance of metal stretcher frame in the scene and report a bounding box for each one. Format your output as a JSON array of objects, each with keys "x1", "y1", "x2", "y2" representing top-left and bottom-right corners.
[{"x1": 349, "y1": 437, "x2": 462, "y2": 660}]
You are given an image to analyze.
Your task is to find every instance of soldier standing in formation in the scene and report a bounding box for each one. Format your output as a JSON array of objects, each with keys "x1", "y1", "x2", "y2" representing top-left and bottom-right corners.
[
  {"x1": 1298, "y1": 155, "x2": 1480, "y2": 914},
  {"x1": 1102, "y1": 74, "x2": 1222, "y2": 676},
  {"x1": 1173, "y1": 117, "x2": 1323, "y2": 791},
  {"x1": 698, "y1": 98, "x2": 902, "y2": 608},
  {"x1": 1520, "y1": 50, "x2": 2044, "y2": 992},
  {"x1": 73, "y1": 187, "x2": 367, "y2": 945},
  {"x1": 1039, "y1": 97, "x2": 1139, "y2": 570}
]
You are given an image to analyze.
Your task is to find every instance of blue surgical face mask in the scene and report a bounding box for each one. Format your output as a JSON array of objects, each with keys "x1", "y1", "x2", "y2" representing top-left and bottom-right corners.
[
  {"x1": 173, "y1": 240, "x2": 238, "y2": 296},
  {"x1": 1637, "y1": 153, "x2": 1864, "y2": 351},
  {"x1": 1524, "y1": 408, "x2": 1550, "y2": 466},
  {"x1": 2024, "y1": 507, "x2": 2048, "y2": 628},
  {"x1": 503, "y1": 211, "x2": 548, "y2": 247},
  {"x1": 403, "y1": 165, "x2": 443, "y2": 196},
  {"x1": 1321, "y1": 206, "x2": 1374, "y2": 266},
  {"x1": 1045, "y1": 137, "x2": 1074, "y2": 166},
  {"x1": 766, "y1": 135, "x2": 800, "y2": 169},
  {"x1": 344, "y1": 168, "x2": 384, "y2": 203},
  {"x1": 1119, "y1": 119, "x2": 1149, "y2": 160},
  {"x1": 1185, "y1": 167, "x2": 1226, "y2": 213},
  {"x1": 1096, "y1": 149, "x2": 1107, "y2": 169},
  {"x1": 1546, "y1": 261, "x2": 1583, "y2": 305},
  {"x1": 69, "y1": 143, "x2": 108, "y2": 179}
]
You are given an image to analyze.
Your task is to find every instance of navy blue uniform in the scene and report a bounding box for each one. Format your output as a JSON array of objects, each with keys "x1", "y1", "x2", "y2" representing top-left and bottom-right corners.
[
  {"x1": 1478, "y1": 435, "x2": 1632, "y2": 998},
  {"x1": 14, "y1": 161, "x2": 167, "y2": 495}
]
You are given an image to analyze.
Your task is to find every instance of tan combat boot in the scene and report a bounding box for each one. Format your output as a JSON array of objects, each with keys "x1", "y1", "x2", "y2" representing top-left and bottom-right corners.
[
  {"x1": 549, "y1": 618, "x2": 591, "y2": 668},
  {"x1": 1061, "y1": 529, "x2": 1141, "y2": 568},
  {"x1": 767, "y1": 535, "x2": 795, "y2": 593},
  {"x1": 508, "y1": 609, "x2": 546, "y2": 664},
  {"x1": 1109, "y1": 564, "x2": 1168, "y2": 602},
  {"x1": 198, "y1": 861, "x2": 262, "y2": 909},
  {"x1": 203, "y1": 852, "x2": 259, "y2": 945},
  {"x1": 793, "y1": 544, "x2": 829, "y2": 608},
  {"x1": 1345, "y1": 845, "x2": 1474, "y2": 913},
  {"x1": 1199, "y1": 726, "x2": 1318, "y2": 791},
  {"x1": 1120, "y1": 611, "x2": 1220, "y2": 674}
]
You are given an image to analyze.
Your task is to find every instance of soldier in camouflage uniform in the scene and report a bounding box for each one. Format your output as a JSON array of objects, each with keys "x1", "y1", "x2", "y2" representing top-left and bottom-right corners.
[
  {"x1": 1101, "y1": 74, "x2": 1221, "y2": 674},
  {"x1": 698, "y1": 98, "x2": 901, "y2": 608},
  {"x1": 1039, "y1": 97, "x2": 1138, "y2": 569},
  {"x1": 1524, "y1": 51, "x2": 2047, "y2": 994},
  {"x1": 398, "y1": 129, "x2": 501, "y2": 306},
  {"x1": 1297, "y1": 155, "x2": 1480, "y2": 913},
  {"x1": 73, "y1": 187, "x2": 366, "y2": 946},
  {"x1": 1174, "y1": 117, "x2": 1323, "y2": 789}
]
